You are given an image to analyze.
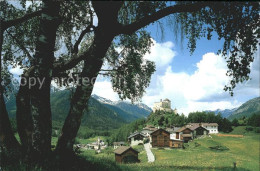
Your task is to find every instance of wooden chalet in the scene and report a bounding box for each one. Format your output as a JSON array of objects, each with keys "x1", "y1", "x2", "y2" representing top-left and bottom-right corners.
[
  {"x1": 114, "y1": 146, "x2": 139, "y2": 163},
  {"x1": 189, "y1": 125, "x2": 209, "y2": 138},
  {"x1": 167, "y1": 127, "x2": 184, "y2": 148},
  {"x1": 150, "y1": 128, "x2": 170, "y2": 147},
  {"x1": 176, "y1": 127, "x2": 193, "y2": 143}
]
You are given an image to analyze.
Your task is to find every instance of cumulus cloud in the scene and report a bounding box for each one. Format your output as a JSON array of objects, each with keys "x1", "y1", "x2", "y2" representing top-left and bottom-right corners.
[
  {"x1": 142, "y1": 50, "x2": 259, "y2": 115},
  {"x1": 90, "y1": 39, "x2": 259, "y2": 115},
  {"x1": 9, "y1": 66, "x2": 23, "y2": 76},
  {"x1": 92, "y1": 39, "x2": 177, "y2": 102},
  {"x1": 144, "y1": 39, "x2": 176, "y2": 74}
]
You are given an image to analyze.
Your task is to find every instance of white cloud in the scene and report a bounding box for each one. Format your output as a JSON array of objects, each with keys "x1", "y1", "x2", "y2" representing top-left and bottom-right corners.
[
  {"x1": 10, "y1": 66, "x2": 23, "y2": 75},
  {"x1": 144, "y1": 39, "x2": 176, "y2": 74},
  {"x1": 92, "y1": 79, "x2": 119, "y2": 101},
  {"x1": 93, "y1": 39, "x2": 177, "y2": 102},
  {"x1": 91, "y1": 40, "x2": 259, "y2": 116},
  {"x1": 142, "y1": 51, "x2": 259, "y2": 115}
]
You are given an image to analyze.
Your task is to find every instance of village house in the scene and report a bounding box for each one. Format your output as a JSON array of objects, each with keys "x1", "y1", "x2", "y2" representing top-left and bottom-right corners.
[
  {"x1": 114, "y1": 146, "x2": 139, "y2": 163},
  {"x1": 128, "y1": 132, "x2": 146, "y2": 146},
  {"x1": 141, "y1": 125, "x2": 158, "y2": 137},
  {"x1": 176, "y1": 124, "x2": 209, "y2": 143},
  {"x1": 86, "y1": 137, "x2": 107, "y2": 150},
  {"x1": 166, "y1": 127, "x2": 184, "y2": 148},
  {"x1": 189, "y1": 125, "x2": 209, "y2": 138},
  {"x1": 113, "y1": 142, "x2": 125, "y2": 149},
  {"x1": 176, "y1": 127, "x2": 193, "y2": 143},
  {"x1": 150, "y1": 128, "x2": 170, "y2": 147},
  {"x1": 187, "y1": 123, "x2": 219, "y2": 134}
]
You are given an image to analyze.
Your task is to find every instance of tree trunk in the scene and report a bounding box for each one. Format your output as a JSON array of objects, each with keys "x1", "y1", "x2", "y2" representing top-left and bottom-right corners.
[
  {"x1": 29, "y1": 0, "x2": 60, "y2": 160},
  {"x1": 16, "y1": 75, "x2": 33, "y2": 152},
  {"x1": 0, "y1": 24, "x2": 20, "y2": 151},
  {"x1": 55, "y1": 1, "x2": 123, "y2": 153},
  {"x1": 55, "y1": 29, "x2": 115, "y2": 153}
]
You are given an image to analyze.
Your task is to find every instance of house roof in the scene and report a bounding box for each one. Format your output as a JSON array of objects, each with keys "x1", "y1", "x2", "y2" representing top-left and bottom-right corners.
[
  {"x1": 189, "y1": 125, "x2": 209, "y2": 131},
  {"x1": 143, "y1": 127, "x2": 158, "y2": 132},
  {"x1": 146, "y1": 125, "x2": 155, "y2": 128},
  {"x1": 201, "y1": 123, "x2": 218, "y2": 126},
  {"x1": 188, "y1": 125, "x2": 200, "y2": 131},
  {"x1": 114, "y1": 146, "x2": 138, "y2": 155},
  {"x1": 151, "y1": 128, "x2": 170, "y2": 135},
  {"x1": 176, "y1": 127, "x2": 192, "y2": 133},
  {"x1": 182, "y1": 134, "x2": 192, "y2": 138},
  {"x1": 188, "y1": 123, "x2": 218, "y2": 127},
  {"x1": 128, "y1": 132, "x2": 146, "y2": 139},
  {"x1": 166, "y1": 127, "x2": 181, "y2": 133},
  {"x1": 113, "y1": 142, "x2": 125, "y2": 145}
]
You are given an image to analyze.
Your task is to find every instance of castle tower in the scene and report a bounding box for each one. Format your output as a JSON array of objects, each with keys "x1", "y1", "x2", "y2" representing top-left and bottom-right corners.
[{"x1": 152, "y1": 98, "x2": 175, "y2": 113}]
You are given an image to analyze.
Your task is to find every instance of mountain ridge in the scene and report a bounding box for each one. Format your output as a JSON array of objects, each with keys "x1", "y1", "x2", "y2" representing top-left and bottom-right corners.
[
  {"x1": 5, "y1": 90, "x2": 152, "y2": 130},
  {"x1": 205, "y1": 97, "x2": 260, "y2": 120}
]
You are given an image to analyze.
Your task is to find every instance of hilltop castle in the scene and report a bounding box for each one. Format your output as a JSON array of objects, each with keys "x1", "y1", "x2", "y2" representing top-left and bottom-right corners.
[{"x1": 152, "y1": 98, "x2": 177, "y2": 114}]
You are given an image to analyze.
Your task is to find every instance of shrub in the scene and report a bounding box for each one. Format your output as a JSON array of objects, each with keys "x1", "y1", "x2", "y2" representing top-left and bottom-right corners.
[
  {"x1": 209, "y1": 145, "x2": 229, "y2": 151},
  {"x1": 254, "y1": 127, "x2": 260, "y2": 133},
  {"x1": 246, "y1": 126, "x2": 253, "y2": 131}
]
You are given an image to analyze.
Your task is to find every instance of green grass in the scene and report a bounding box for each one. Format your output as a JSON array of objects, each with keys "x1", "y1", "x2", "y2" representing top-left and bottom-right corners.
[
  {"x1": 8, "y1": 127, "x2": 260, "y2": 171},
  {"x1": 79, "y1": 128, "x2": 259, "y2": 171},
  {"x1": 148, "y1": 134, "x2": 259, "y2": 171}
]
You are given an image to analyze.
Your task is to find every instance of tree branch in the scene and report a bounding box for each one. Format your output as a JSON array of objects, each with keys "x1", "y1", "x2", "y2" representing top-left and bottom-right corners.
[
  {"x1": 53, "y1": 48, "x2": 92, "y2": 74},
  {"x1": 53, "y1": 3, "x2": 210, "y2": 74},
  {"x1": 71, "y1": 25, "x2": 95, "y2": 54},
  {"x1": 119, "y1": 2, "x2": 210, "y2": 35},
  {"x1": 4, "y1": 10, "x2": 43, "y2": 30},
  {"x1": 72, "y1": 10, "x2": 95, "y2": 54},
  {"x1": 6, "y1": 30, "x2": 33, "y2": 62}
]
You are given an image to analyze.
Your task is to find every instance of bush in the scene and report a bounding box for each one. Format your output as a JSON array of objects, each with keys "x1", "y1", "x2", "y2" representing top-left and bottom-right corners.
[
  {"x1": 246, "y1": 126, "x2": 253, "y2": 131},
  {"x1": 254, "y1": 127, "x2": 260, "y2": 133},
  {"x1": 209, "y1": 145, "x2": 229, "y2": 151},
  {"x1": 74, "y1": 138, "x2": 81, "y2": 144},
  {"x1": 194, "y1": 142, "x2": 201, "y2": 147}
]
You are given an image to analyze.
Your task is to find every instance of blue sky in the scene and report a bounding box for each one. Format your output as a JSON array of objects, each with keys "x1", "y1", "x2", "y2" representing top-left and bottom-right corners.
[{"x1": 93, "y1": 17, "x2": 259, "y2": 115}]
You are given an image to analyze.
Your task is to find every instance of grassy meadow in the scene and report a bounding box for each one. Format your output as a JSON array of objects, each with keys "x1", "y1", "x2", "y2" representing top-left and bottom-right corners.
[
  {"x1": 8, "y1": 127, "x2": 259, "y2": 171},
  {"x1": 77, "y1": 127, "x2": 259, "y2": 171}
]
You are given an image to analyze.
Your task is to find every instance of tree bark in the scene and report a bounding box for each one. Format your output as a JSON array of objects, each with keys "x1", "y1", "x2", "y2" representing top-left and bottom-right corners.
[
  {"x1": 55, "y1": 1, "x2": 123, "y2": 153},
  {"x1": 16, "y1": 75, "x2": 33, "y2": 152},
  {"x1": 55, "y1": 29, "x2": 115, "y2": 153},
  {"x1": 29, "y1": 0, "x2": 60, "y2": 160},
  {"x1": 0, "y1": 23, "x2": 20, "y2": 151}
]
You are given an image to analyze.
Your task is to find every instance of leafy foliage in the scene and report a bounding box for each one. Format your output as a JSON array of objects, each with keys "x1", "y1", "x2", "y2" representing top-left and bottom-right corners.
[{"x1": 175, "y1": 1, "x2": 259, "y2": 95}]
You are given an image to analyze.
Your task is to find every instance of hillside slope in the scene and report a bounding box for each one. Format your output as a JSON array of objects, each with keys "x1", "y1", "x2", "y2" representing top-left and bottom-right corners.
[
  {"x1": 91, "y1": 94, "x2": 152, "y2": 119},
  {"x1": 228, "y1": 97, "x2": 260, "y2": 120},
  {"x1": 6, "y1": 90, "x2": 152, "y2": 130}
]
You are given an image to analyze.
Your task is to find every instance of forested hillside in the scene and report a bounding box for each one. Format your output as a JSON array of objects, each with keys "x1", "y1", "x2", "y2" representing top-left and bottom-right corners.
[
  {"x1": 6, "y1": 90, "x2": 151, "y2": 131},
  {"x1": 228, "y1": 97, "x2": 260, "y2": 120}
]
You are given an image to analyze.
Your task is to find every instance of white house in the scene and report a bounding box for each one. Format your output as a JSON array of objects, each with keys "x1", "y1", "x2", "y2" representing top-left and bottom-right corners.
[
  {"x1": 128, "y1": 132, "x2": 146, "y2": 146},
  {"x1": 187, "y1": 123, "x2": 219, "y2": 134},
  {"x1": 166, "y1": 127, "x2": 181, "y2": 140}
]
